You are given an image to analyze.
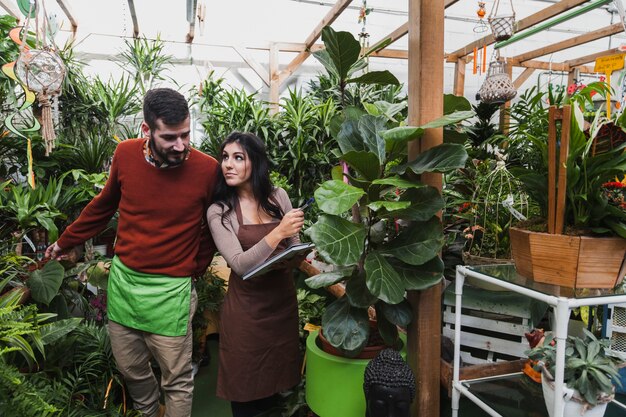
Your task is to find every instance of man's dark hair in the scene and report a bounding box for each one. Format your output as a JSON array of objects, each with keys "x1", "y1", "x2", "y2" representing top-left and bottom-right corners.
[{"x1": 143, "y1": 88, "x2": 189, "y2": 129}]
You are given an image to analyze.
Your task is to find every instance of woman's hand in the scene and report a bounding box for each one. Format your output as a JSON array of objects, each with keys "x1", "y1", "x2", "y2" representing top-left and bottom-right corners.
[
  {"x1": 276, "y1": 209, "x2": 305, "y2": 239},
  {"x1": 265, "y1": 209, "x2": 305, "y2": 248}
]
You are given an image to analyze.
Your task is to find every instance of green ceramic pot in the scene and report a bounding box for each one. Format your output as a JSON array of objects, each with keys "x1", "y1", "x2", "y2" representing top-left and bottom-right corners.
[{"x1": 305, "y1": 329, "x2": 406, "y2": 417}]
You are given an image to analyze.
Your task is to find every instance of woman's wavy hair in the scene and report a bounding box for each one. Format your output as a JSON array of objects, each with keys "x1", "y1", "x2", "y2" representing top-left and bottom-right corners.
[{"x1": 213, "y1": 132, "x2": 283, "y2": 225}]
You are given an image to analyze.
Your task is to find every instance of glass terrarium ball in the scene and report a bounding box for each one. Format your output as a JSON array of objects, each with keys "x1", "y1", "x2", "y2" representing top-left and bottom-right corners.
[{"x1": 15, "y1": 48, "x2": 65, "y2": 94}]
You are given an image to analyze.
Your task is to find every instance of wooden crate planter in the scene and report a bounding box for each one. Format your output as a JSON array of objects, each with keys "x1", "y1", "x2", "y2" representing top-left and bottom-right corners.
[{"x1": 510, "y1": 227, "x2": 626, "y2": 289}]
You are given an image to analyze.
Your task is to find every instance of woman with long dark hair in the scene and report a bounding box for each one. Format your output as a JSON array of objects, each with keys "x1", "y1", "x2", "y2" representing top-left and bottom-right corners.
[{"x1": 207, "y1": 131, "x2": 304, "y2": 417}]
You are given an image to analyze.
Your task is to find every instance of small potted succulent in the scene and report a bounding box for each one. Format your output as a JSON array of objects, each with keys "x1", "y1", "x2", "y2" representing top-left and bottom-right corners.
[{"x1": 526, "y1": 328, "x2": 623, "y2": 417}]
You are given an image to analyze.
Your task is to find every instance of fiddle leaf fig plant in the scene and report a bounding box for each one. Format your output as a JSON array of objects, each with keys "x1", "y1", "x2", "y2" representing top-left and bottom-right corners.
[{"x1": 305, "y1": 107, "x2": 472, "y2": 357}]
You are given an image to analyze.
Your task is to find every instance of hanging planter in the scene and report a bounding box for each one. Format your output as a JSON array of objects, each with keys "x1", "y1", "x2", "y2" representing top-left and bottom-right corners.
[
  {"x1": 488, "y1": 0, "x2": 516, "y2": 42},
  {"x1": 478, "y1": 58, "x2": 516, "y2": 105},
  {"x1": 13, "y1": 1, "x2": 66, "y2": 156}
]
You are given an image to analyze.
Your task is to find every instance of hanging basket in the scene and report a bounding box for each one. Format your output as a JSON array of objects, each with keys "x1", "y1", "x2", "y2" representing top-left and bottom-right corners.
[
  {"x1": 488, "y1": 15, "x2": 515, "y2": 41},
  {"x1": 478, "y1": 60, "x2": 517, "y2": 105}
]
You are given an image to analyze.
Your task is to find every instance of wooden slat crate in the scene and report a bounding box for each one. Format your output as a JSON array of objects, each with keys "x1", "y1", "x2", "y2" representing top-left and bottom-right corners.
[{"x1": 442, "y1": 285, "x2": 549, "y2": 365}]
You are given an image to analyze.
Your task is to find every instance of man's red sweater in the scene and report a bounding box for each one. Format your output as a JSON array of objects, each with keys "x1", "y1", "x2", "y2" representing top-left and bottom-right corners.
[{"x1": 57, "y1": 139, "x2": 219, "y2": 277}]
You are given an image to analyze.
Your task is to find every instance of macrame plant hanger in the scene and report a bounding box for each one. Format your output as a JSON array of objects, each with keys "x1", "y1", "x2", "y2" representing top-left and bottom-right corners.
[
  {"x1": 478, "y1": 49, "x2": 517, "y2": 104},
  {"x1": 488, "y1": 0, "x2": 516, "y2": 42},
  {"x1": 14, "y1": 0, "x2": 66, "y2": 156}
]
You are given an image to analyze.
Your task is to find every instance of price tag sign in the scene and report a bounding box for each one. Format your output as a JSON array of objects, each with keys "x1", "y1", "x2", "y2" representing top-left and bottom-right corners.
[{"x1": 594, "y1": 54, "x2": 625, "y2": 73}]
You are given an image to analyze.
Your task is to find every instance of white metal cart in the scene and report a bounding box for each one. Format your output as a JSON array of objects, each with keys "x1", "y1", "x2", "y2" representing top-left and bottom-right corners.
[{"x1": 451, "y1": 264, "x2": 626, "y2": 417}]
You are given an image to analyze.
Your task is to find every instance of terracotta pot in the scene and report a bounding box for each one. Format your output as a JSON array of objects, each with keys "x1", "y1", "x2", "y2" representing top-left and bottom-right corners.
[{"x1": 509, "y1": 227, "x2": 626, "y2": 288}]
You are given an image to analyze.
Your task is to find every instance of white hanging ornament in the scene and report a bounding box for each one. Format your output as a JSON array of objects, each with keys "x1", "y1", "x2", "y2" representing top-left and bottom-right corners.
[{"x1": 478, "y1": 58, "x2": 517, "y2": 105}]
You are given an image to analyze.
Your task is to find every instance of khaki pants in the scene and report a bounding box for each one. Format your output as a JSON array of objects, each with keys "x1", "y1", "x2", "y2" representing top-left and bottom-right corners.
[{"x1": 109, "y1": 289, "x2": 197, "y2": 417}]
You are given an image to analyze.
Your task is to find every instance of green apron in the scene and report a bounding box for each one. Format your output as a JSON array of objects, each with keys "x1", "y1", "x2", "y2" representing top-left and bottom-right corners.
[{"x1": 108, "y1": 256, "x2": 191, "y2": 337}]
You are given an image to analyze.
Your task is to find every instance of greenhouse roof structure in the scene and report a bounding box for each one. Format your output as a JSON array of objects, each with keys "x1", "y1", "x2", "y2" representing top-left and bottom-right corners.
[{"x1": 2, "y1": 0, "x2": 626, "y2": 101}]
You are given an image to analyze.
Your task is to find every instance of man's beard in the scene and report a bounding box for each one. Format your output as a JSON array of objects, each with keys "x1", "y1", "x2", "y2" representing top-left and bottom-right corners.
[{"x1": 149, "y1": 136, "x2": 189, "y2": 167}]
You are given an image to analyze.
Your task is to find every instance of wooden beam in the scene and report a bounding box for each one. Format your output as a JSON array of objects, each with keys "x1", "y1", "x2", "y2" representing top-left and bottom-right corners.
[
  {"x1": 564, "y1": 47, "x2": 621, "y2": 67},
  {"x1": 513, "y1": 68, "x2": 536, "y2": 89},
  {"x1": 0, "y1": 0, "x2": 20, "y2": 18},
  {"x1": 56, "y1": 0, "x2": 77, "y2": 31},
  {"x1": 453, "y1": 58, "x2": 466, "y2": 96},
  {"x1": 366, "y1": 0, "x2": 458, "y2": 54},
  {"x1": 127, "y1": 0, "x2": 139, "y2": 38},
  {"x1": 277, "y1": 0, "x2": 353, "y2": 85},
  {"x1": 516, "y1": 60, "x2": 570, "y2": 72},
  {"x1": 269, "y1": 43, "x2": 280, "y2": 115},
  {"x1": 447, "y1": 0, "x2": 589, "y2": 60},
  {"x1": 234, "y1": 46, "x2": 270, "y2": 87},
  {"x1": 408, "y1": 0, "x2": 443, "y2": 415},
  {"x1": 509, "y1": 23, "x2": 623, "y2": 63}
]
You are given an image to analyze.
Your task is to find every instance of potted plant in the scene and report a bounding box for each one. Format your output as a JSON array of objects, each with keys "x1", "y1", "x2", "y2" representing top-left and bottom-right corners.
[
  {"x1": 506, "y1": 82, "x2": 626, "y2": 288},
  {"x1": 526, "y1": 328, "x2": 623, "y2": 417},
  {"x1": 301, "y1": 25, "x2": 473, "y2": 417}
]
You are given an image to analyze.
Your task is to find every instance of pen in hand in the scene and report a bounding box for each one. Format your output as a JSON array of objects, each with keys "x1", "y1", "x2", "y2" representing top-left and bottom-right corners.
[{"x1": 298, "y1": 197, "x2": 315, "y2": 211}]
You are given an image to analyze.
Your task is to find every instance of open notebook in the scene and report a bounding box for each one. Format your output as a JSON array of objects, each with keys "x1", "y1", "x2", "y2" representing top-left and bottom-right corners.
[{"x1": 242, "y1": 242, "x2": 315, "y2": 280}]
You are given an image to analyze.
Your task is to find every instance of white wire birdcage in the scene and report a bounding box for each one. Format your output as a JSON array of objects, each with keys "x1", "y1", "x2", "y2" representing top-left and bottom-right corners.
[{"x1": 464, "y1": 156, "x2": 529, "y2": 264}]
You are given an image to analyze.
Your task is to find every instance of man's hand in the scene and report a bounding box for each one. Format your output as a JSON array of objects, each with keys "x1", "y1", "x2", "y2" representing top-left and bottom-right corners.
[{"x1": 45, "y1": 242, "x2": 68, "y2": 260}]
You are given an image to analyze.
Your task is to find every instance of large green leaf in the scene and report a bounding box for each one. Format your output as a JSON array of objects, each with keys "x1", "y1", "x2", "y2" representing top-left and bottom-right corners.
[
  {"x1": 27, "y1": 260, "x2": 64, "y2": 306},
  {"x1": 321, "y1": 26, "x2": 361, "y2": 81},
  {"x1": 392, "y1": 143, "x2": 468, "y2": 175},
  {"x1": 312, "y1": 49, "x2": 339, "y2": 80},
  {"x1": 390, "y1": 256, "x2": 444, "y2": 290},
  {"x1": 368, "y1": 201, "x2": 411, "y2": 212},
  {"x1": 372, "y1": 176, "x2": 426, "y2": 189},
  {"x1": 359, "y1": 115, "x2": 388, "y2": 165},
  {"x1": 381, "y1": 217, "x2": 444, "y2": 265},
  {"x1": 305, "y1": 214, "x2": 366, "y2": 266},
  {"x1": 443, "y1": 94, "x2": 472, "y2": 114},
  {"x1": 345, "y1": 274, "x2": 378, "y2": 308},
  {"x1": 342, "y1": 151, "x2": 381, "y2": 181},
  {"x1": 375, "y1": 311, "x2": 399, "y2": 347},
  {"x1": 314, "y1": 180, "x2": 365, "y2": 215},
  {"x1": 378, "y1": 299, "x2": 413, "y2": 326},
  {"x1": 364, "y1": 252, "x2": 405, "y2": 304},
  {"x1": 419, "y1": 110, "x2": 475, "y2": 129},
  {"x1": 336, "y1": 119, "x2": 365, "y2": 154},
  {"x1": 346, "y1": 70, "x2": 400, "y2": 86},
  {"x1": 386, "y1": 186, "x2": 444, "y2": 221},
  {"x1": 39, "y1": 318, "x2": 82, "y2": 345},
  {"x1": 322, "y1": 296, "x2": 370, "y2": 357},
  {"x1": 305, "y1": 267, "x2": 354, "y2": 289},
  {"x1": 382, "y1": 126, "x2": 424, "y2": 149}
]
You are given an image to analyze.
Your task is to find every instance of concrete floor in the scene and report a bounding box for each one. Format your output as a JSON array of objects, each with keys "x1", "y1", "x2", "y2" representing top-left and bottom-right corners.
[{"x1": 191, "y1": 338, "x2": 626, "y2": 417}]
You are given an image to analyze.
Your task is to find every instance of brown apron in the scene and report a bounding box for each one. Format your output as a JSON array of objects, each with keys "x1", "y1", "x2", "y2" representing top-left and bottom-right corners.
[{"x1": 216, "y1": 200, "x2": 301, "y2": 402}]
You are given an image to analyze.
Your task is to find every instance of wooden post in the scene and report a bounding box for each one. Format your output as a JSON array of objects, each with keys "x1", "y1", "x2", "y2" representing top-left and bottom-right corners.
[
  {"x1": 499, "y1": 60, "x2": 514, "y2": 134},
  {"x1": 567, "y1": 67, "x2": 579, "y2": 95},
  {"x1": 453, "y1": 58, "x2": 466, "y2": 97},
  {"x1": 269, "y1": 43, "x2": 280, "y2": 115},
  {"x1": 408, "y1": 0, "x2": 443, "y2": 416}
]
